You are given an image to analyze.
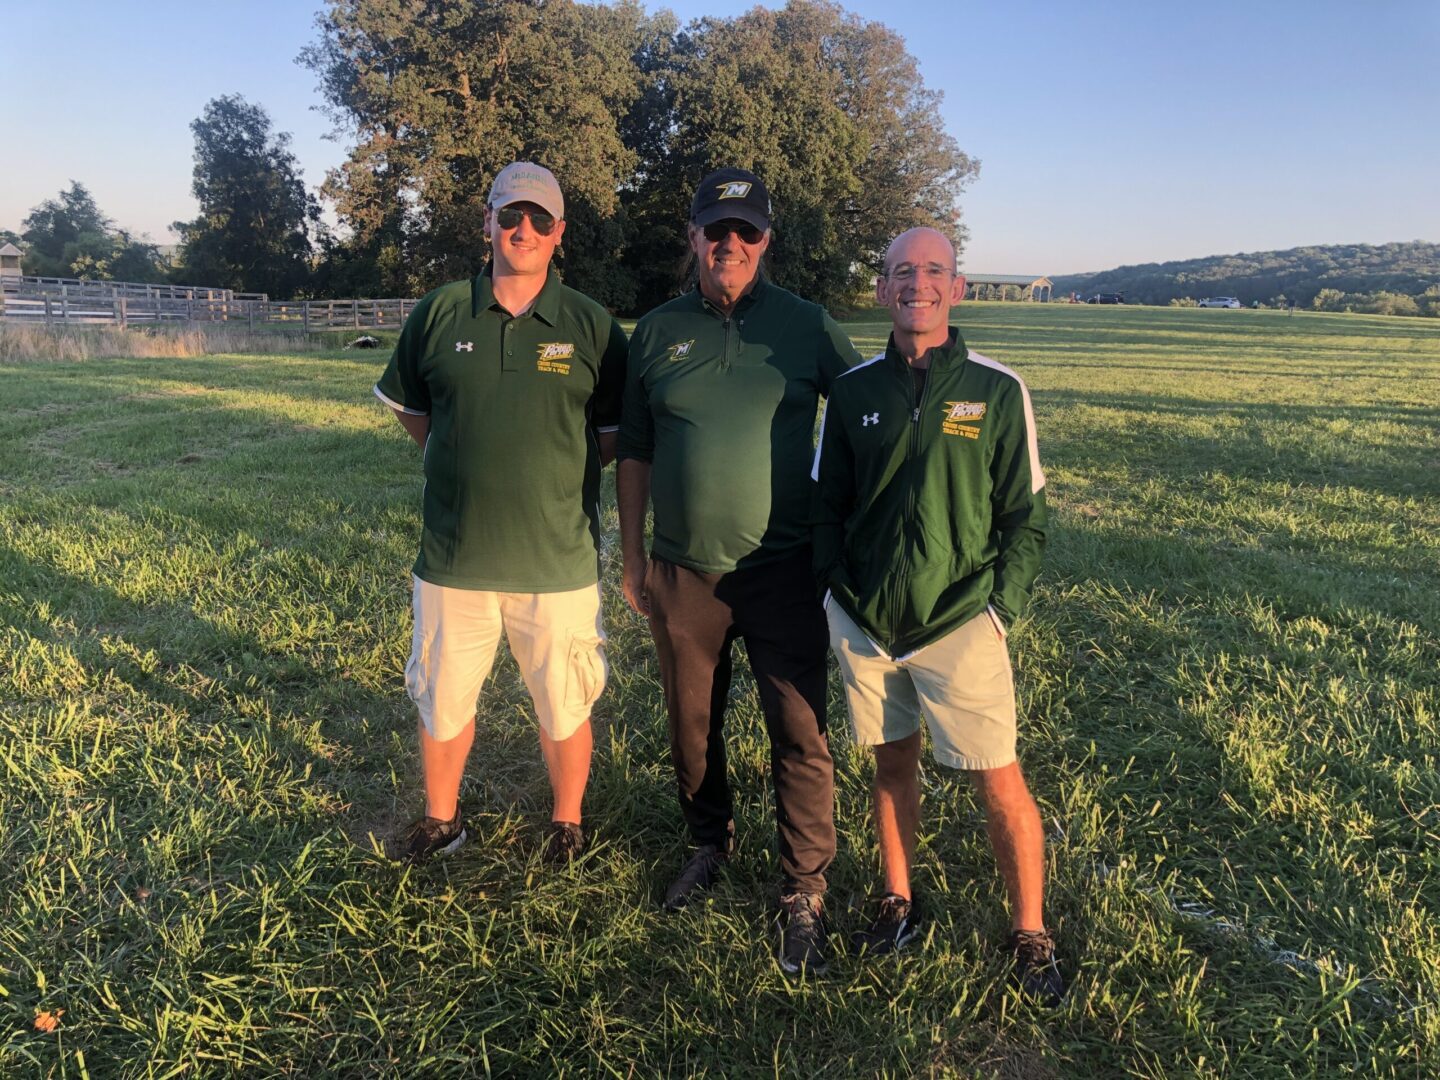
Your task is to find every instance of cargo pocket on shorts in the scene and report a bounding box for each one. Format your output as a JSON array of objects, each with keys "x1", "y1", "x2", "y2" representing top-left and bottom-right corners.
[
  {"x1": 404, "y1": 637, "x2": 432, "y2": 711},
  {"x1": 565, "y1": 632, "x2": 607, "y2": 712}
]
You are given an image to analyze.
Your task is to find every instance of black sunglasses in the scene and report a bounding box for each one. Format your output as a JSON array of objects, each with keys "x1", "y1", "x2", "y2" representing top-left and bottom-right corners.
[
  {"x1": 495, "y1": 206, "x2": 559, "y2": 235},
  {"x1": 701, "y1": 221, "x2": 765, "y2": 244}
]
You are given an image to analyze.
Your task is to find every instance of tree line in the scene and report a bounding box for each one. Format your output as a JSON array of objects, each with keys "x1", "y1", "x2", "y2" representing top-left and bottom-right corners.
[
  {"x1": 5, "y1": 0, "x2": 976, "y2": 314},
  {"x1": 1052, "y1": 242, "x2": 1440, "y2": 317}
]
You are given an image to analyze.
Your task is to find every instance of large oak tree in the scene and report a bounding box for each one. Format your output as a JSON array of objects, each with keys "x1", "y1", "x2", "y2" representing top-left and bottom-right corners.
[{"x1": 305, "y1": 0, "x2": 978, "y2": 312}]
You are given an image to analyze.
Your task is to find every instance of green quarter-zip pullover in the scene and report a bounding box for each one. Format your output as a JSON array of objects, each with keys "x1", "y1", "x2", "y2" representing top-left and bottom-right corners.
[
  {"x1": 375, "y1": 267, "x2": 628, "y2": 591},
  {"x1": 811, "y1": 329, "x2": 1047, "y2": 658},
  {"x1": 618, "y1": 280, "x2": 861, "y2": 573}
]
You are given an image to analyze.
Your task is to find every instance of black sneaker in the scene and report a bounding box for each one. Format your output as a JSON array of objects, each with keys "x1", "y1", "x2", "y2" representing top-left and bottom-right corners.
[
  {"x1": 400, "y1": 806, "x2": 467, "y2": 864},
  {"x1": 1007, "y1": 928, "x2": 1066, "y2": 1007},
  {"x1": 543, "y1": 821, "x2": 585, "y2": 865},
  {"x1": 662, "y1": 843, "x2": 730, "y2": 912},
  {"x1": 777, "y1": 892, "x2": 828, "y2": 976},
  {"x1": 851, "y1": 893, "x2": 923, "y2": 956}
]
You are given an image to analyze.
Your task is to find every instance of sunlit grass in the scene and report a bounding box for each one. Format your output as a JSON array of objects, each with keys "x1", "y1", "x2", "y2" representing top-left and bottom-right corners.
[{"x1": 1, "y1": 304, "x2": 1437, "y2": 1075}]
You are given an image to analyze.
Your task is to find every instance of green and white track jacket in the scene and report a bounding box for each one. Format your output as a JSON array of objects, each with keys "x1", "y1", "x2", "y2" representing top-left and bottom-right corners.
[{"x1": 811, "y1": 329, "x2": 1047, "y2": 659}]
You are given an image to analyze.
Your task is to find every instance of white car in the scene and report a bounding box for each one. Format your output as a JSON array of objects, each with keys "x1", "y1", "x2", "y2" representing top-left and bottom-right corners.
[{"x1": 1198, "y1": 296, "x2": 1241, "y2": 308}]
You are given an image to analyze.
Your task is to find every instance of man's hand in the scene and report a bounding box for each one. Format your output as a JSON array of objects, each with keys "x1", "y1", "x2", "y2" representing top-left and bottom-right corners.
[
  {"x1": 617, "y1": 458, "x2": 653, "y2": 617},
  {"x1": 622, "y1": 558, "x2": 650, "y2": 617}
]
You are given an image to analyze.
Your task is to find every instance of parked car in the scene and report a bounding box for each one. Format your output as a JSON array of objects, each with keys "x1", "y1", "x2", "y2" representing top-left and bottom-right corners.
[
  {"x1": 1198, "y1": 296, "x2": 1241, "y2": 308},
  {"x1": 1086, "y1": 293, "x2": 1124, "y2": 304}
]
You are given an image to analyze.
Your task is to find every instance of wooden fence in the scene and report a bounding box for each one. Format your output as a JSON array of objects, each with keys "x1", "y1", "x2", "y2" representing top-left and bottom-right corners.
[
  {"x1": 0, "y1": 293, "x2": 418, "y2": 332},
  {"x1": 3, "y1": 273, "x2": 265, "y2": 303}
]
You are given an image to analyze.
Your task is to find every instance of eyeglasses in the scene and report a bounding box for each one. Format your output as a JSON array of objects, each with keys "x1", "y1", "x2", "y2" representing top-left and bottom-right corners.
[
  {"x1": 494, "y1": 206, "x2": 559, "y2": 236},
  {"x1": 701, "y1": 221, "x2": 765, "y2": 244},
  {"x1": 887, "y1": 263, "x2": 954, "y2": 282}
]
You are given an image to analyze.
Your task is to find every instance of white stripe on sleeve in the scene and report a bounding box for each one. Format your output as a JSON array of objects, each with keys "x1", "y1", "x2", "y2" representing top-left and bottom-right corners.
[{"x1": 966, "y1": 351, "x2": 1045, "y2": 492}]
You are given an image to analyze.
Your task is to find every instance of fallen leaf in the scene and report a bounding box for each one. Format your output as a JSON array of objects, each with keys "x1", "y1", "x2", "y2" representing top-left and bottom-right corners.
[{"x1": 34, "y1": 1009, "x2": 65, "y2": 1033}]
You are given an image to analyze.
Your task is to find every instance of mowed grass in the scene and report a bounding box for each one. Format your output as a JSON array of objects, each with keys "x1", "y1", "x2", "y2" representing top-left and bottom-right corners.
[{"x1": 1, "y1": 303, "x2": 1437, "y2": 1077}]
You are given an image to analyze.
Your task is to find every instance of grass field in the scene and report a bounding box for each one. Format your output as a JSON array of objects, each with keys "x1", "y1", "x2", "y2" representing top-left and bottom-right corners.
[{"x1": 2, "y1": 303, "x2": 1438, "y2": 1077}]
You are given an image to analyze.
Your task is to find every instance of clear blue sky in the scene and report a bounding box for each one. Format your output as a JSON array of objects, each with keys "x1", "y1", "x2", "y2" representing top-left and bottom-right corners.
[{"x1": 6, "y1": 0, "x2": 1437, "y2": 275}]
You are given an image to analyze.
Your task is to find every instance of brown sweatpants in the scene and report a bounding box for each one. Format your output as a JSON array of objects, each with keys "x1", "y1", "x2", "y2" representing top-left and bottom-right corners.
[{"x1": 645, "y1": 550, "x2": 835, "y2": 895}]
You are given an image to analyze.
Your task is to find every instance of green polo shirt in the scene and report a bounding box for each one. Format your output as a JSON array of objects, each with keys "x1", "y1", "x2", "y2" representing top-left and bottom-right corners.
[
  {"x1": 375, "y1": 267, "x2": 628, "y2": 591},
  {"x1": 618, "y1": 280, "x2": 861, "y2": 573}
]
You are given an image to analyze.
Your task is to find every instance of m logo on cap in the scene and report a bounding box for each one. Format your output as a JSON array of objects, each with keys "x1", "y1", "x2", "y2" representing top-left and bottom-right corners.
[{"x1": 717, "y1": 182, "x2": 752, "y2": 199}]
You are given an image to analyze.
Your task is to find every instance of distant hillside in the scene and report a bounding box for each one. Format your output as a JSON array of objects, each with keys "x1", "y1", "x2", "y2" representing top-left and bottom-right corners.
[{"x1": 1051, "y1": 241, "x2": 1440, "y2": 314}]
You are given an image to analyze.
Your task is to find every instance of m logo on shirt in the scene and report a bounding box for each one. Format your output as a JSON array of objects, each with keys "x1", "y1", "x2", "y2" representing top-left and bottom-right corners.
[
  {"x1": 666, "y1": 339, "x2": 696, "y2": 362},
  {"x1": 861, "y1": 412, "x2": 880, "y2": 426},
  {"x1": 717, "y1": 182, "x2": 752, "y2": 199},
  {"x1": 943, "y1": 400, "x2": 985, "y2": 439},
  {"x1": 455, "y1": 341, "x2": 474, "y2": 352},
  {"x1": 536, "y1": 342, "x2": 576, "y2": 374}
]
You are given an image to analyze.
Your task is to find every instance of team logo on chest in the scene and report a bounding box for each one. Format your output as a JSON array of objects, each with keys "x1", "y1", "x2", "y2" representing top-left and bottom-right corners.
[
  {"x1": 536, "y1": 342, "x2": 576, "y2": 374},
  {"x1": 942, "y1": 401, "x2": 986, "y2": 439},
  {"x1": 666, "y1": 339, "x2": 696, "y2": 362}
]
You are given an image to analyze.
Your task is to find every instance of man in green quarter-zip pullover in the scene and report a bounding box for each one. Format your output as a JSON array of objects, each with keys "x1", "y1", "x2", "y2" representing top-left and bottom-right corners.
[
  {"x1": 811, "y1": 227, "x2": 1065, "y2": 1005},
  {"x1": 617, "y1": 167, "x2": 861, "y2": 976}
]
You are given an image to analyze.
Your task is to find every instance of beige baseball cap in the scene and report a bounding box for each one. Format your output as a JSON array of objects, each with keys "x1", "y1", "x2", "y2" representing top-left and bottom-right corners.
[{"x1": 488, "y1": 162, "x2": 564, "y2": 220}]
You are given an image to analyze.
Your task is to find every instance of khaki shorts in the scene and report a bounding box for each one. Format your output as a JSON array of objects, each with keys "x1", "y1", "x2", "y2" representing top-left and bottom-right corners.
[
  {"x1": 826, "y1": 599, "x2": 1017, "y2": 770},
  {"x1": 406, "y1": 576, "x2": 607, "y2": 742}
]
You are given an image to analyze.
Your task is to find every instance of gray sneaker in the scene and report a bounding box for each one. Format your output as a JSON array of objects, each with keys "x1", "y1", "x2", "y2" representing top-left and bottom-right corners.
[
  {"x1": 1008, "y1": 929, "x2": 1066, "y2": 1007},
  {"x1": 777, "y1": 892, "x2": 828, "y2": 976},
  {"x1": 662, "y1": 843, "x2": 730, "y2": 911},
  {"x1": 542, "y1": 821, "x2": 585, "y2": 865}
]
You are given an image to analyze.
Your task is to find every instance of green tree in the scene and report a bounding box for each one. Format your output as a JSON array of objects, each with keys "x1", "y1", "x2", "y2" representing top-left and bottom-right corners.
[
  {"x1": 18, "y1": 182, "x2": 167, "y2": 282},
  {"x1": 172, "y1": 95, "x2": 319, "y2": 299},
  {"x1": 626, "y1": 0, "x2": 977, "y2": 311},
  {"x1": 21, "y1": 182, "x2": 114, "y2": 278},
  {"x1": 303, "y1": 0, "x2": 655, "y2": 304},
  {"x1": 303, "y1": 0, "x2": 977, "y2": 312}
]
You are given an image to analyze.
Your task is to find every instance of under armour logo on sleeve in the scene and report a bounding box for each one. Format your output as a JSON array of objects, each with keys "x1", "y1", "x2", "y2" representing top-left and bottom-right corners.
[
  {"x1": 455, "y1": 341, "x2": 474, "y2": 352},
  {"x1": 861, "y1": 412, "x2": 880, "y2": 426}
]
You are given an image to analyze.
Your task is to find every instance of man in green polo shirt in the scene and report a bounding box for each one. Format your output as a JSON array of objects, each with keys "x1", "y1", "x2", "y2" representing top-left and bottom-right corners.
[
  {"x1": 617, "y1": 167, "x2": 861, "y2": 975},
  {"x1": 375, "y1": 162, "x2": 628, "y2": 865}
]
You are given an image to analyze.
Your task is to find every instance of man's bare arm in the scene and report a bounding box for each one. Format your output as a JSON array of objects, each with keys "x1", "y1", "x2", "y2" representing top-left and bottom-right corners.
[
  {"x1": 390, "y1": 407, "x2": 430, "y2": 449},
  {"x1": 617, "y1": 458, "x2": 652, "y2": 615},
  {"x1": 597, "y1": 430, "x2": 618, "y2": 468}
]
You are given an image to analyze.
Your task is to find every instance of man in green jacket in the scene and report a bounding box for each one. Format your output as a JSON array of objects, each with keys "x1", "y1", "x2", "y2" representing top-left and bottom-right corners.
[
  {"x1": 811, "y1": 226, "x2": 1064, "y2": 1004},
  {"x1": 617, "y1": 167, "x2": 860, "y2": 975}
]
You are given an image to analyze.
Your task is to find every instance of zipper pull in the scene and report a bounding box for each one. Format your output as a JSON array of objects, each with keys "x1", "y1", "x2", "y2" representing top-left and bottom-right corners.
[{"x1": 912, "y1": 407, "x2": 920, "y2": 422}]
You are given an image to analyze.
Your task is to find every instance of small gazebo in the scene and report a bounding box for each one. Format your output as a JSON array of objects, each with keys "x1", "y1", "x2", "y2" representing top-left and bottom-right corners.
[
  {"x1": 963, "y1": 274, "x2": 1052, "y2": 302},
  {"x1": 0, "y1": 243, "x2": 21, "y2": 280}
]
